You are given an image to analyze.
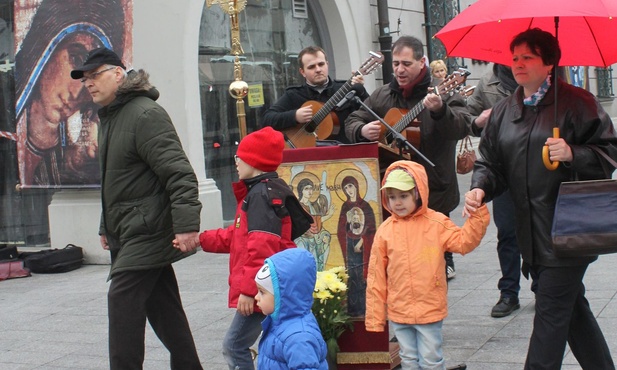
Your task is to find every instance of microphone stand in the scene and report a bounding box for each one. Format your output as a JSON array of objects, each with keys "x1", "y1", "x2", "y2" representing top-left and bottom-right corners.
[{"x1": 352, "y1": 96, "x2": 435, "y2": 167}]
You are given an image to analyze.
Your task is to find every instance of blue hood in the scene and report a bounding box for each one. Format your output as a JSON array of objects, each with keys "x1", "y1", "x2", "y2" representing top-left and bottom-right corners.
[{"x1": 266, "y1": 248, "x2": 316, "y2": 322}]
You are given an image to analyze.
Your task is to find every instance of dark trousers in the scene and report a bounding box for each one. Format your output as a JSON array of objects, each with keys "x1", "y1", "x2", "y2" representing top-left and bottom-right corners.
[
  {"x1": 108, "y1": 265, "x2": 202, "y2": 370},
  {"x1": 525, "y1": 265, "x2": 615, "y2": 370},
  {"x1": 492, "y1": 190, "x2": 521, "y2": 299}
]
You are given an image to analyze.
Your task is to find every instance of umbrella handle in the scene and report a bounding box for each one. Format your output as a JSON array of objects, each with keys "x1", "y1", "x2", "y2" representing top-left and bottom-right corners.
[{"x1": 542, "y1": 127, "x2": 560, "y2": 170}]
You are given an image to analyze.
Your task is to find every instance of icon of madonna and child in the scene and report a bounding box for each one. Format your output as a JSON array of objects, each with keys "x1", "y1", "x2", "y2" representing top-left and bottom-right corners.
[{"x1": 284, "y1": 164, "x2": 380, "y2": 318}]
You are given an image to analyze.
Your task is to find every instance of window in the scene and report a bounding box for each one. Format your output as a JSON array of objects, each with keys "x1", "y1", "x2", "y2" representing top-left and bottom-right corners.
[
  {"x1": 292, "y1": 0, "x2": 307, "y2": 19},
  {"x1": 198, "y1": 0, "x2": 324, "y2": 221},
  {"x1": 596, "y1": 67, "x2": 614, "y2": 99}
]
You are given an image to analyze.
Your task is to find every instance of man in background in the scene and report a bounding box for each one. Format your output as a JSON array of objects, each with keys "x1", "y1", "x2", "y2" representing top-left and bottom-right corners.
[
  {"x1": 263, "y1": 45, "x2": 369, "y2": 145},
  {"x1": 345, "y1": 36, "x2": 469, "y2": 280},
  {"x1": 466, "y1": 63, "x2": 527, "y2": 318}
]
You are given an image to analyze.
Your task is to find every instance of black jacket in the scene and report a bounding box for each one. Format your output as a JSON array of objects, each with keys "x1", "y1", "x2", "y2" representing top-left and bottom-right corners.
[
  {"x1": 345, "y1": 72, "x2": 469, "y2": 214},
  {"x1": 471, "y1": 79, "x2": 617, "y2": 267},
  {"x1": 262, "y1": 77, "x2": 369, "y2": 143}
]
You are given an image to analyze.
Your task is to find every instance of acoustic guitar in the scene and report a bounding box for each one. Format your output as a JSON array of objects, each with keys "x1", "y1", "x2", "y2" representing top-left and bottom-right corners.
[
  {"x1": 283, "y1": 51, "x2": 385, "y2": 148},
  {"x1": 380, "y1": 68, "x2": 471, "y2": 149}
]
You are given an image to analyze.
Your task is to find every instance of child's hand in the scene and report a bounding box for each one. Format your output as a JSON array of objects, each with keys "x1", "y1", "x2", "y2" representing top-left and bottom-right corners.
[
  {"x1": 237, "y1": 294, "x2": 255, "y2": 316},
  {"x1": 463, "y1": 188, "x2": 485, "y2": 217}
]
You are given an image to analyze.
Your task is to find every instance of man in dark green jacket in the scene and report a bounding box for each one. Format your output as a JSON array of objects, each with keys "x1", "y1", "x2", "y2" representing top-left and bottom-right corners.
[{"x1": 71, "y1": 47, "x2": 203, "y2": 370}]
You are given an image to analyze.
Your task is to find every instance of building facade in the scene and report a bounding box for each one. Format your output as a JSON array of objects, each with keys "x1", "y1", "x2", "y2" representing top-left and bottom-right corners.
[{"x1": 0, "y1": 0, "x2": 614, "y2": 262}]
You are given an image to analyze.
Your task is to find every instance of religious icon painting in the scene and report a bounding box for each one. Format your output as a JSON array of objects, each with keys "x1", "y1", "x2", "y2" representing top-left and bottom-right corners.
[{"x1": 280, "y1": 142, "x2": 382, "y2": 317}]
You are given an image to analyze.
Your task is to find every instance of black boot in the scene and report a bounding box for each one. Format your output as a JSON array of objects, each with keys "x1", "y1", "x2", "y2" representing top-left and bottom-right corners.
[{"x1": 491, "y1": 297, "x2": 520, "y2": 318}]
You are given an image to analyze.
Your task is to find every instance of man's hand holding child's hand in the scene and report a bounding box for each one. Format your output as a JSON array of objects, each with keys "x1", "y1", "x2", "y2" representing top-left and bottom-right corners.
[{"x1": 172, "y1": 232, "x2": 200, "y2": 252}]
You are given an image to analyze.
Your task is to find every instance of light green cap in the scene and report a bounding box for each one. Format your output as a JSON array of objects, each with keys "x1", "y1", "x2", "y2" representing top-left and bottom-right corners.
[{"x1": 381, "y1": 169, "x2": 416, "y2": 191}]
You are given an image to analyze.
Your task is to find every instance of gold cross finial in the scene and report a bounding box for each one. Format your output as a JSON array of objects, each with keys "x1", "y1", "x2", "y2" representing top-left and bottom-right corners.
[{"x1": 206, "y1": 0, "x2": 246, "y2": 15}]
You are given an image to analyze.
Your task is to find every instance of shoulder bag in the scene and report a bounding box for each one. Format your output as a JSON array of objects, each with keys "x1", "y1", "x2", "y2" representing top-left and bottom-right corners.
[{"x1": 551, "y1": 146, "x2": 617, "y2": 257}]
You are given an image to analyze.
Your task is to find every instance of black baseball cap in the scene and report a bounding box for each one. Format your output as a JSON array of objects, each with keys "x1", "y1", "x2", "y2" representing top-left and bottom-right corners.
[{"x1": 70, "y1": 47, "x2": 126, "y2": 80}]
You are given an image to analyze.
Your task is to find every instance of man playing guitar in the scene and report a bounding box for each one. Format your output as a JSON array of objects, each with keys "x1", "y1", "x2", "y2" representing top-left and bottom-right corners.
[
  {"x1": 263, "y1": 46, "x2": 369, "y2": 145},
  {"x1": 345, "y1": 36, "x2": 470, "y2": 280}
]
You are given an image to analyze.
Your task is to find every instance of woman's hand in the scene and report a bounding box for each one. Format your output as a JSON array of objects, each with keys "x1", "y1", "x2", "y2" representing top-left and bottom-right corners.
[
  {"x1": 545, "y1": 137, "x2": 573, "y2": 162},
  {"x1": 463, "y1": 188, "x2": 485, "y2": 217}
]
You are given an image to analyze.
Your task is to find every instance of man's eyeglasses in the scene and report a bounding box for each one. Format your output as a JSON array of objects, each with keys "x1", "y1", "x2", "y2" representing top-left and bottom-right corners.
[
  {"x1": 234, "y1": 155, "x2": 239, "y2": 163},
  {"x1": 80, "y1": 67, "x2": 116, "y2": 83}
]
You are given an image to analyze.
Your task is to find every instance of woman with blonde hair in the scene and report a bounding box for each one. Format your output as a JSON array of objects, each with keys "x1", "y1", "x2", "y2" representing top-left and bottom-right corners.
[{"x1": 429, "y1": 59, "x2": 447, "y2": 80}]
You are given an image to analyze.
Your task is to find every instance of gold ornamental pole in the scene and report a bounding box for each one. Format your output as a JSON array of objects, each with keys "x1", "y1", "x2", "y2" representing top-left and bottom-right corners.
[{"x1": 206, "y1": 0, "x2": 249, "y2": 139}]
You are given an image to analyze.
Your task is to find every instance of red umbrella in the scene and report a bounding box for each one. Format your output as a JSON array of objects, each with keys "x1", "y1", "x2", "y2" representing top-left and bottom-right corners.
[
  {"x1": 435, "y1": 0, "x2": 617, "y2": 67},
  {"x1": 436, "y1": 0, "x2": 617, "y2": 169}
]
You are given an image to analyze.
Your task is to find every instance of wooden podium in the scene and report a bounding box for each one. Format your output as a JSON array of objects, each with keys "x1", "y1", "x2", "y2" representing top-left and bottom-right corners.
[
  {"x1": 337, "y1": 320, "x2": 401, "y2": 369},
  {"x1": 280, "y1": 143, "x2": 400, "y2": 369}
]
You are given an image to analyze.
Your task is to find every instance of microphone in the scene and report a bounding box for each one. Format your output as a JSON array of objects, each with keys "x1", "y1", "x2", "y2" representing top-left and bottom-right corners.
[
  {"x1": 351, "y1": 96, "x2": 435, "y2": 167},
  {"x1": 336, "y1": 84, "x2": 365, "y2": 109},
  {"x1": 336, "y1": 89, "x2": 357, "y2": 109}
]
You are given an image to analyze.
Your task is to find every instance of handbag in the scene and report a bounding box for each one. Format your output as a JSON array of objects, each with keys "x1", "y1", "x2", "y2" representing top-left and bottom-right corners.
[
  {"x1": 0, "y1": 260, "x2": 31, "y2": 281},
  {"x1": 456, "y1": 136, "x2": 477, "y2": 174},
  {"x1": 551, "y1": 147, "x2": 617, "y2": 258}
]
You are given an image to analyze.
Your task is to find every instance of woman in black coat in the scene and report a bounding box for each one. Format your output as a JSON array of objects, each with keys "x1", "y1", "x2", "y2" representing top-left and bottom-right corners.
[{"x1": 464, "y1": 28, "x2": 617, "y2": 370}]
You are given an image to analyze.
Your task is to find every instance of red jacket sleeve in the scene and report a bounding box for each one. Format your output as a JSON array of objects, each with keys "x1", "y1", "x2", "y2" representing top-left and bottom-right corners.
[{"x1": 199, "y1": 224, "x2": 234, "y2": 253}]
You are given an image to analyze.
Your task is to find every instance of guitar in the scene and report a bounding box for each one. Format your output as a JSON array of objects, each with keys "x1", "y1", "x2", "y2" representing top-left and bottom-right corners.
[
  {"x1": 459, "y1": 85, "x2": 476, "y2": 98},
  {"x1": 381, "y1": 68, "x2": 471, "y2": 147},
  {"x1": 283, "y1": 51, "x2": 385, "y2": 148}
]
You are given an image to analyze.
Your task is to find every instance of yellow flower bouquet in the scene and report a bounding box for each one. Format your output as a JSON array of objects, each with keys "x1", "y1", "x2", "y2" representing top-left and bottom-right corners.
[{"x1": 312, "y1": 266, "x2": 354, "y2": 361}]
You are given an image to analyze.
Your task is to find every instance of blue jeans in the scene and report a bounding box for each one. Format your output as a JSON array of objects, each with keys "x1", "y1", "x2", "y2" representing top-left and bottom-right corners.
[
  {"x1": 391, "y1": 320, "x2": 445, "y2": 370},
  {"x1": 493, "y1": 190, "x2": 521, "y2": 299},
  {"x1": 222, "y1": 311, "x2": 265, "y2": 370}
]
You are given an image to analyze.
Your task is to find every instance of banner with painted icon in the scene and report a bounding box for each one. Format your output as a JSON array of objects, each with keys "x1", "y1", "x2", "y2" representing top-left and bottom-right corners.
[{"x1": 13, "y1": 0, "x2": 133, "y2": 188}]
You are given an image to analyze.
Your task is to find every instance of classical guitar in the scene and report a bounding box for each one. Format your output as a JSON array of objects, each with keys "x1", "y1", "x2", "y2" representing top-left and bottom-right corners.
[
  {"x1": 381, "y1": 68, "x2": 471, "y2": 148},
  {"x1": 459, "y1": 85, "x2": 476, "y2": 98},
  {"x1": 283, "y1": 51, "x2": 384, "y2": 148}
]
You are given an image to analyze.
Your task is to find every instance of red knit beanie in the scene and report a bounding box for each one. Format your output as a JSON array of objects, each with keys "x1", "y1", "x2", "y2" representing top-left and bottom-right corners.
[{"x1": 236, "y1": 127, "x2": 285, "y2": 172}]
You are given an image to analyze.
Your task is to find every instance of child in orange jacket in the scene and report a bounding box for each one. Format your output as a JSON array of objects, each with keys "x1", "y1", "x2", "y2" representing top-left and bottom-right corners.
[{"x1": 365, "y1": 160, "x2": 489, "y2": 369}]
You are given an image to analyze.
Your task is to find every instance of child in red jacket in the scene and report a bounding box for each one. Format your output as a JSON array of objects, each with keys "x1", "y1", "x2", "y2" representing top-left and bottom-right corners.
[{"x1": 175, "y1": 127, "x2": 311, "y2": 370}]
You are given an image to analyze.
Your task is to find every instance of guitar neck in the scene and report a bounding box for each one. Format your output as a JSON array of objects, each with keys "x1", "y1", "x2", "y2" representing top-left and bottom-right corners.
[
  {"x1": 308, "y1": 77, "x2": 356, "y2": 130},
  {"x1": 391, "y1": 100, "x2": 424, "y2": 133},
  {"x1": 386, "y1": 70, "x2": 469, "y2": 141}
]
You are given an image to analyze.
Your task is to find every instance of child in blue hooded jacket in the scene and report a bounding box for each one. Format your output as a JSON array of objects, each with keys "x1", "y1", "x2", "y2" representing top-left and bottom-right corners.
[{"x1": 254, "y1": 248, "x2": 328, "y2": 370}]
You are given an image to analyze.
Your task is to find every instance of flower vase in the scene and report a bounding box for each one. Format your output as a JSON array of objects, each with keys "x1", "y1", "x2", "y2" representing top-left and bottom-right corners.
[{"x1": 326, "y1": 337, "x2": 338, "y2": 370}]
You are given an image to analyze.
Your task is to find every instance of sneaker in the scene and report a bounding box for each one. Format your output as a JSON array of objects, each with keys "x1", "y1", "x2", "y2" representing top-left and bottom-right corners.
[
  {"x1": 446, "y1": 265, "x2": 456, "y2": 280},
  {"x1": 491, "y1": 297, "x2": 520, "y2": 318}
]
